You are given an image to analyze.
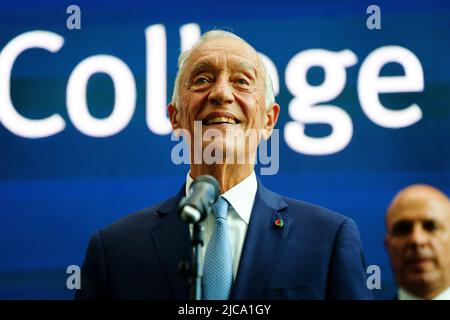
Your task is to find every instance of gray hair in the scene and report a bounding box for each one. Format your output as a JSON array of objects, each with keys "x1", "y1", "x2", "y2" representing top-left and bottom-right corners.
[{"x1": 171, "y1": 30, "x2": 275, "y2": 109}]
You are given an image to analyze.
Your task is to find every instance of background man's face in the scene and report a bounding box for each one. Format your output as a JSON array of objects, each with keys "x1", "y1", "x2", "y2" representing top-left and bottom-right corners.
[
  {"x1": 385, "y1": 192, "x2": 450, "y2": 295},
  {"x1": 175, "y1": 37, "x2": 270, "y2": 164}
]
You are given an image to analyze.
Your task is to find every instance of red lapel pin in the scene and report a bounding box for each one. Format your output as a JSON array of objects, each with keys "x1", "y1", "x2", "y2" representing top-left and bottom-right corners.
[{"x1": 274, "y1": 218, "x2": 284, "y2": 228}]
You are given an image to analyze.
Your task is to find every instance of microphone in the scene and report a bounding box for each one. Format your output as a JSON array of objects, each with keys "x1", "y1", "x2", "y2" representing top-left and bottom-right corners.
[{"x1": 178, "y1": 175, "x2": 220, "y2": 224}]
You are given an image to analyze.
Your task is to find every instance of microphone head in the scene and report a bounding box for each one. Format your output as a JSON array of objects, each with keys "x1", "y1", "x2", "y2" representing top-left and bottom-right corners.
[
  {"x1": 190, "y1": 175, "x2": 220, "y2": 198},
  {"x1": 178, "y1": 175, "x2": 220, "y2": 223}
]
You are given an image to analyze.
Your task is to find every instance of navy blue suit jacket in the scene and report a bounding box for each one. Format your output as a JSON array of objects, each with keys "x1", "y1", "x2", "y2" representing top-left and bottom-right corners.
[{"x1": 76, "y1": 179, "x2": 373, "y2": 300}]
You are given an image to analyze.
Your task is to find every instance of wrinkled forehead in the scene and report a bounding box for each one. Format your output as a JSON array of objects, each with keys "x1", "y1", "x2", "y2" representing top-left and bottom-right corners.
[{"x1": 183, "y1": 37, "x2": 263, "y2": 78}]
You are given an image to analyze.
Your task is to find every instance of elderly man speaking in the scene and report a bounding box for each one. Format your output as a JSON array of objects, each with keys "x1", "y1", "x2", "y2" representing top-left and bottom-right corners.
[{"x1": 76, "y1": 30, "x2": 372, "y2": 300}]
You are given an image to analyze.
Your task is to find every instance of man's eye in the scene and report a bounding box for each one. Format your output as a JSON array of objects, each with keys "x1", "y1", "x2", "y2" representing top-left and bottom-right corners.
[
  {"x1": 423, "y1": 220, "x2": 438, "y2": 233},
  {"x1": 235, "y1": 78, "x2": 250, "y2": 85},
  {"x1": 194, "y1": 77, "x2": 210, "y2": 85},
  {"x1": 392, "y1": 221, "x2": 412, "y2": 236}
]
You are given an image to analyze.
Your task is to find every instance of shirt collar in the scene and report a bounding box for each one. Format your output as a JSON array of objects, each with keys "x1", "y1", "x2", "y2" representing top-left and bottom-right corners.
[
  {"x1": 398, "y1": 286, "x2": 450, "y2": 300},
  {"x1": 185, "y1": 171, "x2": 257, "y2": 224}
]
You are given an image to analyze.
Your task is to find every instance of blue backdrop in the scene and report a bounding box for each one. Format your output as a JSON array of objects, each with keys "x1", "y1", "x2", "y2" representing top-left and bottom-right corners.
[{"x1": 1, "y1": 0, "x2": 449, "y2": 299}]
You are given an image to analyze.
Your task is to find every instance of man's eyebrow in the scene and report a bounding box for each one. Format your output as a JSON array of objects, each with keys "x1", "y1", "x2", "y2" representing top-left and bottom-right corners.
[
  {"x1": 390, "y1": 218, "x2": 413, "y2": 229},
  {"x1": 190, "y1": 61, "x2": 213, "y2": 77},
  {"x1": 236, "y1": 62, "x2": 258, "y2": 78},
  {"x1": 188, "y1": 60, "x2": 258, "y2": 78},
  {"x1": 392, "y1": 219, "x2": 411, "y2": 225}
]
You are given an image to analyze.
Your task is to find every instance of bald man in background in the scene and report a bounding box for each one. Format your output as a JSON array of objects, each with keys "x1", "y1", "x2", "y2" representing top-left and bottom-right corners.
[{"x1": 385, "y1": 184, "x2": 450, "y2": 300}]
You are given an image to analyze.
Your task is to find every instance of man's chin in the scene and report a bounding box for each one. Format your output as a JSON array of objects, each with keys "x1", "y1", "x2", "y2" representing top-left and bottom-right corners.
[
  {"x1": 198, "y1": 143, "x2": 254, "y2": 165},
  {"x1": 405, "y1": 259, "x2": 436, "y2": 272},
  {"x1": 403, "y1": 270, "x2": 440, "y2": 288}
]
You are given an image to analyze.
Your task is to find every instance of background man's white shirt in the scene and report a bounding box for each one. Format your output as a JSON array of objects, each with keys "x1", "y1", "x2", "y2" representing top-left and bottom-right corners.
[
  {"x1": 398, "y1": 287, "x2": 450, "y2": 300},
  {"x1": 187, "y1": 171, "x2": 257, "y2": 280}
]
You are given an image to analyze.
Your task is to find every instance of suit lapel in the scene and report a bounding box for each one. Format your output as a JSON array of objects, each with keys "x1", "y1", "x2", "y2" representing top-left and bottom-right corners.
[
  {"x1": 231, "y1": 179, "x2": 291, "y2": 300},
  {"x1": 151, "y1": 185, "x2": 192, "y2": 299},
  {"x1": 150, "y1": 180, "x2": 292, "y2": 300}
]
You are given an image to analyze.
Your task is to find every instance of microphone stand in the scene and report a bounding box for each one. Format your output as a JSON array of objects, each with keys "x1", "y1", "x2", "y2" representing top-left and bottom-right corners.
[
  {"x1": 190, "y1": 222, "x2": 204, "y2": 300},
  {"x1": 179, "y1": 221, "x2": 204, "y2": 300},
  {"x1": 177, "y1": 174, "x2": 219, "y2": 300}
]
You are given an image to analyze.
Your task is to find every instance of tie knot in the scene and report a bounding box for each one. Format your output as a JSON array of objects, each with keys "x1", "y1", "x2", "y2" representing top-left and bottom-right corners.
[{"x1": 211, "y1": 196, "x2": 229, "y2": 220}]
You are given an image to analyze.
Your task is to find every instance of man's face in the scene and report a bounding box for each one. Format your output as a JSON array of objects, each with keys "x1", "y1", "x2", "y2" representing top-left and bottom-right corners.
[
  {"x1": 385, "y1": 193, "x2": 450, "y2": 295},
  {"x1": 169, "y1": 37, "x2": 278, "y2": 164}
]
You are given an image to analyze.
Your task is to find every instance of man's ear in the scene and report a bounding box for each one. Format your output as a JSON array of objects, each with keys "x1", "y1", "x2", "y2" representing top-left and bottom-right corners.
[
  {"x1": 168, "y1": 103, "x2": 179, "y2": 130},
  {"x1": 384, "y1": 234, "x2": 390, "y2": 249},
  {"x1": 263, "y1": 103, "x2": 280, "y2": 140}
]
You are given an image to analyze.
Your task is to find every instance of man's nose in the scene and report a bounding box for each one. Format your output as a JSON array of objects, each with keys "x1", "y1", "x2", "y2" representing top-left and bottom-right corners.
[
  {"x1": 208, "y1": 76, "x2": 234, "y2": 105},
  {"x1": 409, "y1": 224, "x2": 429, "y2": 247}
]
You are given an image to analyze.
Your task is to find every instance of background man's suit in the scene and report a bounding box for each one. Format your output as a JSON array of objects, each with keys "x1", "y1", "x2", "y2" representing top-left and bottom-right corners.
[{"x1": 76, "y1": 179, "x2": 373, "y2": 299}]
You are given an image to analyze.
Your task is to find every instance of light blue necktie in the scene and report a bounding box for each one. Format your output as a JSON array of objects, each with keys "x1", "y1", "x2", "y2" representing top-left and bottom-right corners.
[{"x1": 202, "y1": 196, "x2": 233, "y2": 300}]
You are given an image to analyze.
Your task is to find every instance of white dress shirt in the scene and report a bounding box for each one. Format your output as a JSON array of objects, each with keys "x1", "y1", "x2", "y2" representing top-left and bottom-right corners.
[
  {"x1": 398, "y1": 286, "x2": 450, "y2": 300},
  {"x1": 187, "y1": 171, "x2": 257, "y2": 280}
]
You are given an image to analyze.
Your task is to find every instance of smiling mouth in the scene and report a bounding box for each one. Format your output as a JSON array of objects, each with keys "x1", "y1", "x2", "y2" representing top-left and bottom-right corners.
[
  {"x1": 203, "y1": 117, "x2": 238, "y2": 125},
  {"x1": 202, "y1": 112, "x2": 241, "y2": 126},
  {"x1": 409, "y1": 258, "x2": 432, "y2": 264}
]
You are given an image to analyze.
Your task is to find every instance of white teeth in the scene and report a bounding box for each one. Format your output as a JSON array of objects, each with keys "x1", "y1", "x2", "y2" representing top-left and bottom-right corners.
[{"x1": 204, "y1": 116, "x2": 237, "y2": 125}]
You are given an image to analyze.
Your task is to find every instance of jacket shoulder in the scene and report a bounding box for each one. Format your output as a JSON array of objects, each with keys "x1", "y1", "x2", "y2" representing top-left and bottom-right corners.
[
  {"x1": 280, "y1": 195, "x2": 351, "y2": 230},
  {"x1": 99, "y1": 196, "x2": 175, "y2": 238}
]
